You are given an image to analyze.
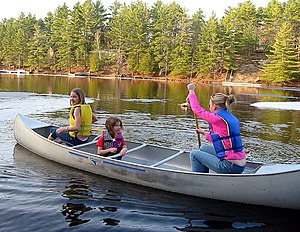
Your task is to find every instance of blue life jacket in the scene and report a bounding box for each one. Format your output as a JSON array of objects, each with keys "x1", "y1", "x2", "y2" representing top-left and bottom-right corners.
[{"x1": 210, "y1": 109, "x2": 243, "y2": 159}]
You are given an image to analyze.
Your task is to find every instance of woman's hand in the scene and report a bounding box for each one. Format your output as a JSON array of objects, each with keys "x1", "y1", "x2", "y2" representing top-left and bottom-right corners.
[
  {"x1": 196, "y1": 128, "x2": 206, "y2": 135},
  {"x1": 187, "y1": 83, "x2": 196, "y2": 93}
]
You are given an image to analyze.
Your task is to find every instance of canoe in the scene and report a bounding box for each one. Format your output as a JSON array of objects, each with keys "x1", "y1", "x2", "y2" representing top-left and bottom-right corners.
[{"x1": 13, "y1": 113, "x2": 300, "y2": 210}]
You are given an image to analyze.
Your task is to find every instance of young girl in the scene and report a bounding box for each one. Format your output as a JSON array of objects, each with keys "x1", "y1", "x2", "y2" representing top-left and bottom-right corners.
[
  {"x1": 96, "y1": 117, "x2": 127, "y2": 159},
  {"x1": 48, "y1": 88, "x2": 98, "y2": 145}
]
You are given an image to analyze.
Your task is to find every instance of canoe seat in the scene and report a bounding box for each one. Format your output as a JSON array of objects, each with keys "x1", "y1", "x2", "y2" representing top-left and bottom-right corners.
[
  {"x1": 122, "y1": 156, "x2": 153, "y2": 166},
  {"x1": 150, "y1": 150, "x2": 185, "y2": 167},
  {"x1": 155, "y1": 164, "x2": 189, "y2": 171},
  {"x1": 242, "y1": 165, "x2": 262, "y2": 174}
]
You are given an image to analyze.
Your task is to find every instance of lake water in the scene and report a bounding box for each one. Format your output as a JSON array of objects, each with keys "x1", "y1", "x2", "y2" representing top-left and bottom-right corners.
[{"x1": 0, "y1": 74, "x2": 299, "y2": 231}]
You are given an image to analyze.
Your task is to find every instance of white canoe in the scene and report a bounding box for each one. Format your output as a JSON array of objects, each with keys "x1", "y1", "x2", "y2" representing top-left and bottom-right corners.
[{"x1": 13, "y1": 113, "x2": 300, "y2": 210}]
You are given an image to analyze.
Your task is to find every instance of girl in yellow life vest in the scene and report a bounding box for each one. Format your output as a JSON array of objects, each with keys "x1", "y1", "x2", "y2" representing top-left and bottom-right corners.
[{"x1": 48, "y1": 88, "x2": 98, "y2": 145}]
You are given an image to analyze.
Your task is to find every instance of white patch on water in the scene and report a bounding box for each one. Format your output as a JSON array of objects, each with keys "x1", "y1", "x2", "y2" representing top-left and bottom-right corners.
[
  {"x1": 0, "y1": 92, "x2": 95, "y2": 121},
  {"x1": 0, "y1": 92, "x2": 69, "y2": 121},
  {"x1": 121, "y1": 98, "x2": 166, "y2": 103},
  {"x1": 251, "y1": 102, "x2": 300, "y2": 111}
]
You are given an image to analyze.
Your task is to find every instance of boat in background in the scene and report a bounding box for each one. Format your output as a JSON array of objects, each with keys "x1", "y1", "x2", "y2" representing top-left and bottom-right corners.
[
  {"x1": 68, "y1": 72, "x2": 90, "y2": 78},
  {"x1": 222, "y1": 81, "x2": 263, "y2": 87},
  {"x1": 13, "y1": 113, "x2": 300, "y2": 210},
  {"x1": 0, "y1": 69, "x2": 31, "y2": 75}
]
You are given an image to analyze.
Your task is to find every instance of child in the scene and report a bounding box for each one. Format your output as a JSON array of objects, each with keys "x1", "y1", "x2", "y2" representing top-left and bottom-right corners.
[
  {"x1": 48, "y1": 88, "x2": 98, "y2": 145},
  {"x1": 96, "y1": 117, "x2": 127, "y2": 159}
]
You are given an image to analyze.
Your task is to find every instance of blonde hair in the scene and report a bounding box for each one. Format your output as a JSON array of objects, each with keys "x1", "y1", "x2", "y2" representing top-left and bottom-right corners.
[{"x1": 210, "y1": 93, "x2": 236, "y2": 110}]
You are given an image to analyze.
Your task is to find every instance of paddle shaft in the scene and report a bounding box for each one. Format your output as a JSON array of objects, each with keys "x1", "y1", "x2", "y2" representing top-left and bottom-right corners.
[
  {"x1": 194, "y1": 113, "x2": 201, "y2": 148},
  {"x1": 185, "y1": 94, "x2": 201, "y2": 148},
  {"x1": 91, "y1": 127, "x2": 103, "y2": 131}
]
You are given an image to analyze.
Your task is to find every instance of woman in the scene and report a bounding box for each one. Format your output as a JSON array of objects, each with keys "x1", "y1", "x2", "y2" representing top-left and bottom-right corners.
[
  {"x1": 187, "y1": 83, "x2": 246, "y2": 174},
  {"x1": 96, "y1": 116, "x2": 127, "y2": 160},
  {"x1": 48, "y1": 88, "x2": 98, "y2": 146}
]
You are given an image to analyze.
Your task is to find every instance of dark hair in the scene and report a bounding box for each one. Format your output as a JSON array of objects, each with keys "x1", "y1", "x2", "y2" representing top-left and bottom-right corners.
[
  {"x1": 105, "y1": 117, "x2": 123, "y2": 137},
  {"x1": 71, "y1": 88, "x2": 86, "y2": 104},
  {"x1": 210, "y1": 93, "x2": 236, "y2": 110}
]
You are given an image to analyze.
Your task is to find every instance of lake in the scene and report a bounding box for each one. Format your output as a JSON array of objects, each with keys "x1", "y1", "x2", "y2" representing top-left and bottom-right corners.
[{"x1": 0, "y1": 74, "x2": 299, "y2": 231}]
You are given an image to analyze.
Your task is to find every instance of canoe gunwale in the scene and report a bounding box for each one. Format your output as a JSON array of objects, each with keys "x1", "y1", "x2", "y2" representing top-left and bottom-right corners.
[{"x1": 15, "y1": 113, "x2": 300, "y2": 176}]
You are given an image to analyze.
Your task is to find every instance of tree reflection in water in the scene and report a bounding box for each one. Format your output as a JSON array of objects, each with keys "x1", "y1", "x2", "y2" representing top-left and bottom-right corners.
[
  {"x1": 61, "y1": 178, "x2": 121, "y2": 227},
  {"x1": 61, "y1": 203, "x2": 92, "y2": 227}
]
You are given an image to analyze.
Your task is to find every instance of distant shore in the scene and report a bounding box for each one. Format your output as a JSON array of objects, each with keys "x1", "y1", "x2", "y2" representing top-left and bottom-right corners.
[{"x1": 1, "y1": 68, "x2": 300, "y2": 88}]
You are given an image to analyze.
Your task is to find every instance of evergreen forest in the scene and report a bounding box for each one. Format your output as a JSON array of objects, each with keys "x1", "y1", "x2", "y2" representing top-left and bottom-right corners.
[{"x1": 0, "y1": 0, "x2": 299, "y2": 84}]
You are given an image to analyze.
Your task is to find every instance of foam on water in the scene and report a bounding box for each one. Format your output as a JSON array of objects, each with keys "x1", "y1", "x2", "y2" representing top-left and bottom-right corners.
[
  {"x1": 0, "y1": 92, "x2": 95, "y2": 121},
  {"x1": 251, "y1": 102, "x2": 300, "y2": 111},
  {"x1": 0, "y1": 92, "x2": 69, "y2": 121}
]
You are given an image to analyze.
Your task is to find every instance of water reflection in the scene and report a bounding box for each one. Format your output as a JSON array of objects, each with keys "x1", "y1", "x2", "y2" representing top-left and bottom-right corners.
[
  {"x1": 174, "y1": 219, "x2": 265, "y2": 230},
  {"x1": 63, "y1": 178, "x2": 92, "y2": 199},
  {"x1": 61, "y1": 203, "x2": 91, "y2": 227},
  {"x1": 61, "y1": 177, "x2": 123, "y2": 228},
  {"x1": 60, "y1": 173, "x2": 270, "y2": 230},
  {"x1": 102, "y1": 218, "x2": 120, "y2": 226}
]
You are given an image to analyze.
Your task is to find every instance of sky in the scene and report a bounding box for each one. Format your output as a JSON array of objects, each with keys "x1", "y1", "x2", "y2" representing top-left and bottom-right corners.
[{"x1": 0, "y1": 0, "x2": 283, "y2": 20}]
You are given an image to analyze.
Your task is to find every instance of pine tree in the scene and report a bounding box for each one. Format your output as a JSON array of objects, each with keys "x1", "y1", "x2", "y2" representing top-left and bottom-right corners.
[
  {"x1": 223, "y1": 0, "x2": 259, "y2": 56},
  {"x1": 284, "y1": 0, "x2": 300, "y2": 59},
  {"x1": 196, "y1": 14, "x2": 221, "y2": 78},
  {"x1": 106, "y1": 1, "x2": 128, "y2": 75},
  {"x1": 80, "y1": 0, "x2": 102, "y2": 69},
  {"x1": 168, "y1": 3, "x2": 193, "y2": 77},
  {"x1": 259, "y1": 0, "x2": 284, "y2": 53},
  {"x1": 151, "y1": 1, "x2": 185, "y2": 76},
  {"x1": 89, "y1": 0, "x2": 109, "y2": 72},
  {"x1": 13, "y1": 13, "x2": 30, "y2": 68},
  {"x1": 124, "y1": 1, "x2": 151, "y2": 75},
  {"x1": 52, "y1": 4, "x2": 72, "y2": 72},
  {"x1": 219, "y1": 16, "x2": 239, "y2": 80},
  {"x1": 1, "y1": 18, "x2": 16, "y2": 67},
  {"x1": 27, "y1": 24, "x2": 47, "y2": 70},
  {"x1": 263, "y1": 22, "x2": 300, "y2": 83},
  {"x1": 43, "y1": 12, "x2": 55, "y2": 69},
  {"x1": 189, "y1": 10, "x2": 205, "y2": 79}
]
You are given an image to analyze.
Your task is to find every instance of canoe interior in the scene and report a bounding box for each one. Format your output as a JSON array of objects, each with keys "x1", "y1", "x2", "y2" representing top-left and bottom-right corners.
[{"x1": 32, "y1": 125, "x2": 263, "y2": 173}]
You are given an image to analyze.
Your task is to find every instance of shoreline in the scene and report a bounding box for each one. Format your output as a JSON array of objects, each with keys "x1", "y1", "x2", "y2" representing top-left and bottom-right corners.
[{"x1": 1, "y1": 70, "x2": 300, "y2": 88}]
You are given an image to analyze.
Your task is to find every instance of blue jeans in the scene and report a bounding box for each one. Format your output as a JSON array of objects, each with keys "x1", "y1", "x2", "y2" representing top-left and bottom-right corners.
[
  {"x1": 49, "y1": 128, "x2": 86, "y2": 146},
  {"x1": 190, "y1": 144, "x2": 245, "y2": 174}
]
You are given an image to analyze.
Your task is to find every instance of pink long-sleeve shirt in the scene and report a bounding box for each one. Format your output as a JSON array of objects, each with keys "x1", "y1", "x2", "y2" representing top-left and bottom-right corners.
[{"x1": 188, "y1": 92, "x2": 246, "y2": 160}]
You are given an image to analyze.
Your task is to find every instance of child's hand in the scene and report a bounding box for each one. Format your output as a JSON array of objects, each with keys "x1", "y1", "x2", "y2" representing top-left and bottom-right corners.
[
  {"x1": 120, "y1": 148, "x2": 127, "y2": 156},
  {"x1": 56, "y1": 127, "x2": 65, "y2": 134},
  {"x1": 110, "y1": 147, "x2": 118, "y2": 153}
]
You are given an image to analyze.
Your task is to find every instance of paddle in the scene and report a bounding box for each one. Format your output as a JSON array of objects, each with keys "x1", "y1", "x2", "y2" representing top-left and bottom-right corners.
[
  {"x1": 194, "y1": 112, "x2": 201, "y2": 148},
  {"x1": 91, "y1": 127, "x2": 104, "y2": 131},
  {"x1": 184, "y1": 83, "x2": 201, "y2": 148}
]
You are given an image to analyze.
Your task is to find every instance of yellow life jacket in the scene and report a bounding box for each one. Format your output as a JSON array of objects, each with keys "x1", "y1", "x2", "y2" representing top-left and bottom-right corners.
[{"x1": 69, "y1": 104, "x2": 92, "y2": 137}]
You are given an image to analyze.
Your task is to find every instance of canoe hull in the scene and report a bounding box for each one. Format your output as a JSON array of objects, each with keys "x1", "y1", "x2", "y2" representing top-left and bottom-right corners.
[{"x1": 13, "y1": 114, "x2": 300, "y2": 210}]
